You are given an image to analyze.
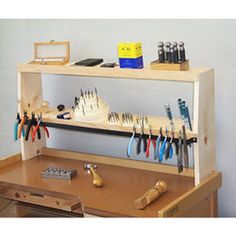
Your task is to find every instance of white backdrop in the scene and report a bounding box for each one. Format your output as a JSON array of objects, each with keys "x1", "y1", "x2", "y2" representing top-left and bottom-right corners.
[{"x1": 0, "y1": 19, "x2": 235, "y2": 216}]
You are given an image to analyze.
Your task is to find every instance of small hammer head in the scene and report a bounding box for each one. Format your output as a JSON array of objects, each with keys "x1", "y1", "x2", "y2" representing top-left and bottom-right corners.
[{"x1": 84, "y1": 163, "x2": 97, "y2": 171}]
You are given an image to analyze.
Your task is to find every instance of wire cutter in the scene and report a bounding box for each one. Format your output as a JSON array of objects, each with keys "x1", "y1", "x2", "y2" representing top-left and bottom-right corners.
[
  {"x1": 32, "y1": 113, "x2": 49, "y2": 142},
  {"x1": 127, "y1": 125, "x2": 136, "y2": 157},
  {"x1": 145, "y1": 125, "x2": 156, "y2": 158},
  {"x1": 14, "y1": 112, "x2": 25, "y2": 141},
  {"x1": 25, "y1": 113, "x2": 41, "y2": 141},
  {"x1": 155, "y1": 127, "x2": 162, "y2": 161},
  {"x1": 136, "y1": 115, "x2": 147, "y2": 155}
]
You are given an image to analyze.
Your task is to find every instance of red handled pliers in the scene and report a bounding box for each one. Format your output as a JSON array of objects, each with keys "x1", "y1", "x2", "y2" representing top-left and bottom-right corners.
[
  {"x1": 145, "y1": 125, "x2": 156, "y2": 158},
  {"x1": 32, "y1": 113, "x2": 49, "y2": 142}
]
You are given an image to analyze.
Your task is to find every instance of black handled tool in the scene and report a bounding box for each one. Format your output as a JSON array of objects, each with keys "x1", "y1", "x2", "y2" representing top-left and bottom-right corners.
[
  {"x1": 182, "y1": 125, "x2": 189, "y2": 168},
  {"x1": 172, "y1": 41, "x2": 179, "y2": 63},
  {"x1": 158, "y1": 41, "x2": 165, "y2": 63},
  {"x1": 179, "y1": 41, "x2": 186, "y2": 62},
  {"x1": 165, "y1": 41, "x2": 171, "y2": 62},
  {"x1": 137, "y1": 116, "x2": 147, "y2": 155},
  {"x1": 177, "y1": 130, "x2": 184, "y2": 173}
]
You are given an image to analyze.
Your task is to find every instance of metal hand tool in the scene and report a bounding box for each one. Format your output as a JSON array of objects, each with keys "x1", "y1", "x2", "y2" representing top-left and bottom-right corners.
[
  {"x1": 165, "y1": 41, "x2": 171, "y2": 62},
  {"x1": 127, "y1": 125, "x2": 136, "y2": 157},
  {"x1": 84, "y1": 164, "x2": 104, "y2": 188},
  {"x1": 164, "y1": 103, "x2": 174, "y2": 130},
  {"x1": 17, "y1": 111, "x2": 27, "y2": 139},
  {"x1": 32, "y1": 113, "x2": 49, "y2": 142},
  {"x1": 165, "y1": 130, "x2": 174, "y2": 160},
  {"x1": 108, "y1": 112, "x2": 119, "y2": 123},
  {"x1": 170, "y1": 45, "x2": 175, "y2": 63},
  {"x1": 122, "y1": 113, "x2": 133, "y2": 125},
  {"x1": 14, "y1": 112, "x2": 25, "y2": 141},
  {"x1": 145, "y1": 126, "x2": 156, "y2": 158},
  {"x1": 155, "y1": 127, "x2": 162, "y2": 161},
  {"x1": 159, "y1": 127, "x2": 168, "y2": 163},
  {"x1": 182, "y1": 125, "x2": 189, "y2": 168},
  {"x1": 179, "y1": 41, "x2": 186, "y2": 62},
  {"x1": 95, "y1": 87, "x2": 99, "y2": 108},
  {"x1": 136, "y1": 116, "x2": 147, "y2": 155},
  {"x1": 177, "y1": 129, "x2": 183, "y2": 173},
  {"x1": 158, "y1": 41, "x2": 165, "y2": 63},
  {"x1": 172, "y1": 41, "x2": 179, "y2": 63},
  {"x1": 25, "y1": 113, "x2": 41, "y2": 141},
  {"x1": 177, "y1": 98, "x2": 192, "y2": 131}
]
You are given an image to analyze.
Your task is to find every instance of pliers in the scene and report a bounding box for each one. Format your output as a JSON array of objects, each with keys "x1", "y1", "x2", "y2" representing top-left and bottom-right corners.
[
  {"x1": 145, "y1": 126, "x2": 156, "y2": 158},
  {"x1": 32, "y1": 113, "x2": 49, "y2": 142},
  {"x1": 136, "y1": 115, "x2": 147, "y2": 155},
  {"x1": 127, "y1": 125, "x2": 136, "y2": 157},
  {"x1": 25, "y1": 113, "x2": 41, "y2": 141},
  {"x1": 14, "y1": 112, "x2": 25, "y2": 141}
]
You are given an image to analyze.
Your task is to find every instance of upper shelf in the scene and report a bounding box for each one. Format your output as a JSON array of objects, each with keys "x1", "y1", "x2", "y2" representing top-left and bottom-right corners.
[{"x1": 17, "y1": 62, "x2": 213, "y2": 82}]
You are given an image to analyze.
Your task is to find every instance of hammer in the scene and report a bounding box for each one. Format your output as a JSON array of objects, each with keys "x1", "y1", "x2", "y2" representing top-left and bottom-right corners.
[{"x1": 84, "y1": 164, "x2": 104, "y2": 188}]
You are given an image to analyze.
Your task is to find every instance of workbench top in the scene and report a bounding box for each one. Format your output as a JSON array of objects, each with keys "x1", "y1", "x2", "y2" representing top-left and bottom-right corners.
[{"x1": 0, "y1": 154, "x2": 194, "y2": 217}]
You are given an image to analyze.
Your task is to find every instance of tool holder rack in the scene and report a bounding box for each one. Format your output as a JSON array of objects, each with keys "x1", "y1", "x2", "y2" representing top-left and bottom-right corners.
[{"x1": 17, "y1": 63, "x2": 216, "y2": 186}]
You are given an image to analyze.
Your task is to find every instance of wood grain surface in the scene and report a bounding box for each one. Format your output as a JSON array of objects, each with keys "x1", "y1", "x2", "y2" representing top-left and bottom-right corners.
[{"x1": 0, "y1": 155, "x2": 194, "y2": 217}]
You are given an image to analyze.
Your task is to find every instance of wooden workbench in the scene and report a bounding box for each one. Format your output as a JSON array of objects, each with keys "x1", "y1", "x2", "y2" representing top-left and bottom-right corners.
[{"x1": 0, "y1": 149, "x2": 221, "y2": 217}]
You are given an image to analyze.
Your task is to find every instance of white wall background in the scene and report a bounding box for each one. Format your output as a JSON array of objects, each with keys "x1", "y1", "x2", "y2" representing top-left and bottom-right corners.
[{"x1": 0, "y1": 19, "x2": 235, "y2": 216}]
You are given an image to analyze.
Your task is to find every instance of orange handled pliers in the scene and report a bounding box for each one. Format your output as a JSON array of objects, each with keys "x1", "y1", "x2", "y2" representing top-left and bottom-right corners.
[
  {"x1": 32, "y1": 113, "x2": 49, "y2": 142},
  {"x1": 17, "y1": 111, "x2": 28, "y2": 139},
  {"x1": 145, "y1": 126, "x2": 156, "y2": 158}
]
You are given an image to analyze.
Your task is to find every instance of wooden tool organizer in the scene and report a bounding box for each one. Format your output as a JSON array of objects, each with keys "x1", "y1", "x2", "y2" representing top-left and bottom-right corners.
[
  {"x1": 0, "y1": 62, "x2": 221, "y2": 218},
  {"x1": 17, "y1": 63, "x2": 215, "y2": 186}
]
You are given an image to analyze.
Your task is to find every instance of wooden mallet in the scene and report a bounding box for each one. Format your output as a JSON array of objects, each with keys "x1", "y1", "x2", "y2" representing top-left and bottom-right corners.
[
  {"x1": 134, "y1": 180, "x2": 167, "y2": 210},
  {"x1": 84, "y1": 164, "x2": 104, "y2": 188}
]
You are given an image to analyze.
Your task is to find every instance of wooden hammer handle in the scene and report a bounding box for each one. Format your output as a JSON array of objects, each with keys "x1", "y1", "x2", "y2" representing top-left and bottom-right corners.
[
  {"x1": 134, "y1": 181, "x2": 167, "y2": 210},
  {"x1": 90, "y1": 166, "x2": 104, "y2": 188}
]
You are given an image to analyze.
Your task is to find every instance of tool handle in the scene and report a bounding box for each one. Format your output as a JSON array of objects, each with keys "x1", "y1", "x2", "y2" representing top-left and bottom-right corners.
[
  {"x1": 165, "y1": 142, "x2": 171, "y2": 160},
  {"x1": 127, "y1": 132, "x2": 135, "y2": 157},
  {"x1": 32, "y1": 124, "x2": 39, "y2": 142},
  {"x1": 14, "y1": 122, "x2": 18, "y2": 141},
  {"x1": 182, "y1": 125, "x2": 189, "y2": 168},
  {"x1": 145, "y1": 138, "x2": 151, "y2": 158},
  {"x1": 90, "y1": 166, "x2": 104, "y2": 188},
  {"x1": 159, "y1": 138, "x2": 167, "y2": 162},
  {"x1": 142, "y1": 136, "x2": 147, "y2": 153},
  {"x1": 134, "y1": 181, "x2": 167, "y2": 210},
  {"x1": 43, "y1": 125, "x2": 49, "y2": 138},
  {"x1": 136, "y1": 134, "x2": 142, "y2": 155},
  {"x1": 155, "y1": 136, "x2": 161, "y2": 161},
  {"x1": 18, "y1": 117, "x2": 25, "y2": 139}
]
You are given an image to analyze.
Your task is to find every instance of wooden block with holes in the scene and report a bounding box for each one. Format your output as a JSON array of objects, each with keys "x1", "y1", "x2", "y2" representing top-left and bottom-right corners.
[{"x1": 150, "y1": 59, "x2": 190, "y2": 71}]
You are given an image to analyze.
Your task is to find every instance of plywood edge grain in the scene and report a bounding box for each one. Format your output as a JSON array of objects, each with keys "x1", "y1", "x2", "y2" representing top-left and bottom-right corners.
[
  {"x1": 16, "y1": 63, "x2": 209, "y2": 82},
  {"x1": 0, "y1": 153, "x2": 21, "y2": 169},
  {"x1": 157, "y1": 171, "x2": 222, "y2": 217},
  {"x1": 41, "y1": 147, "x2": 194, "y2": 177}
]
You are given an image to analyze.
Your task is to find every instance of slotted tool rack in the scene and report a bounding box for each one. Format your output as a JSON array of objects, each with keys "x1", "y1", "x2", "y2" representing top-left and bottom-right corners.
[{"x1": 0, "y1": 62, "x2": 221, "y2": 217}]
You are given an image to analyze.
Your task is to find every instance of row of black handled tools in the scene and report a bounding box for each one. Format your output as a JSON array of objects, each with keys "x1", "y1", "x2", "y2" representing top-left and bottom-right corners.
[
  {"x1": 14, "y1": 111, "x2": 49, "y2": 142},
  {"x1": 127, "y1": 98, "x2": 193, "y2": 173}
]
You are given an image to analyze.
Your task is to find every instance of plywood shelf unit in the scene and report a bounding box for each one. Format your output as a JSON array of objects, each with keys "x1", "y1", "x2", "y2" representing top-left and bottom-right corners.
[{"x1": 17, "y1": 62, "x2": 216, "y2": 186}]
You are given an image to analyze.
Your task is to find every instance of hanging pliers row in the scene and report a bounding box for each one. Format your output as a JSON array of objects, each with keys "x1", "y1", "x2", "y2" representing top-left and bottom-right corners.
[{"x1": 14, "y1": 112, "x2": 49, "y2": 142}]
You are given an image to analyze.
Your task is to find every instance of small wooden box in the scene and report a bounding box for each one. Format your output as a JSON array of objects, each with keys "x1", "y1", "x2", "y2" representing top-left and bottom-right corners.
[
  {"x1": 30, "y1": 41, "x2": 70, "y2": 65},
  {"x1": 150, "y1": 60, "x2": 190, "y2": 71}
]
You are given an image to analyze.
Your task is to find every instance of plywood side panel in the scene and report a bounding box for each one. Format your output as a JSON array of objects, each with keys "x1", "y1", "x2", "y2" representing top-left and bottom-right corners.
[
  {"x1": 17, "y1": 72, "x2": 46, "y2": 160},
  {"x1": 193, "y1": 69, "x2": 216, "y2": 185}
]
